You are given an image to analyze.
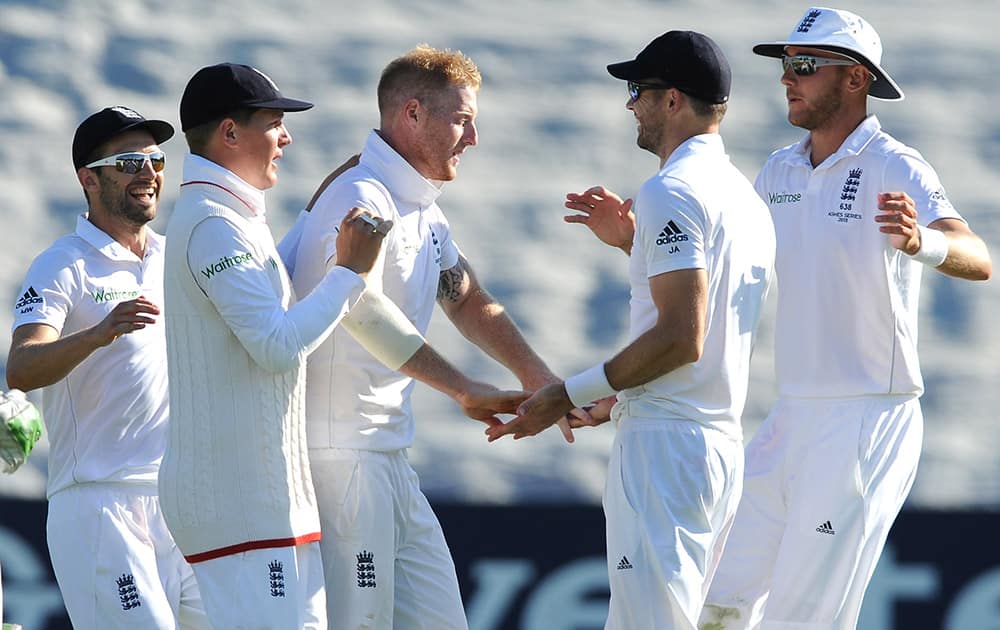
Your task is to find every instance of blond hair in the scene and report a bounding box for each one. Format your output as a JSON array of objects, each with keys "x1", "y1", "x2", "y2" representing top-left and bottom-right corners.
[{"x1": 377, "y1": 44, "x2": 481, "y2": 117}]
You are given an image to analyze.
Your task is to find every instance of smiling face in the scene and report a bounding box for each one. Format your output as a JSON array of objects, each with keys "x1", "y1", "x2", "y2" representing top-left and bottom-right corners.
[
  {"x1": 409, "y1": 84, "x2": 478, "y2": 181},
  {"x1": 626, "y1": 85, "x2": 669, "y2": 156},
  {"x1": 87, "y1": 129, "x2": 163, "y2": 227},
  {"x1": 230, "y1": 108, "x2": 291, "y2": 190}
]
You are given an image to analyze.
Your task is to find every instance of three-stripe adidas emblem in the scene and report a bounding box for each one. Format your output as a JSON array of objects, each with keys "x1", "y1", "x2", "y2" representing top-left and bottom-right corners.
[
  {"x1": 616, "y1": 556, "x2": 633, "y2": 570},
  {"x1": 655, "y1": 220, "x2": 688, "y2": 246},
  {"x1": 816, "y1": 520, "x2": 836, "y2": 535},
  {"x1": 15, "y1": 286, "x2": 42, "y2": 312}
]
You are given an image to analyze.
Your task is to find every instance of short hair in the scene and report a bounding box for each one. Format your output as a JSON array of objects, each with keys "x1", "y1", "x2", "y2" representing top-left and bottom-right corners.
[
  {"x1": 687, "y1": 94, "x2": 727, "y2": 123},
  {"x1": 377, "y1": 44, "x2": 481, "y2": 117},
  {"x1": 183, "y1": 107, "x2": 256, "y2": 155}
]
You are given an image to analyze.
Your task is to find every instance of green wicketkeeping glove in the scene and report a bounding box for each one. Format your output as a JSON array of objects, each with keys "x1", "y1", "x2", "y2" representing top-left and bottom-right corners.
[{"x1": 0, "y1": 389, "x2": 43, "y2": 474}]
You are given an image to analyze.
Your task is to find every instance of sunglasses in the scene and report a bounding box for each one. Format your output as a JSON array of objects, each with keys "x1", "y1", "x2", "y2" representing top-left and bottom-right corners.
[
  {"x1": 628, "y1": 81, "x2": 672, "y2": 102},
  {"x1": 85, "y1": 151, "x2": 166, "y2": 174},
  {"x1": 781, "y1": 54, "x2": 858, "y2": 76}
]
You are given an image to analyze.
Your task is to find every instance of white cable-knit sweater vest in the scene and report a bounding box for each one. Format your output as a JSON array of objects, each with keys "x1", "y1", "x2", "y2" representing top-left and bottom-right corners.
[{"x1": 159, "y1": 179, "x2": 319, "y2": 561}]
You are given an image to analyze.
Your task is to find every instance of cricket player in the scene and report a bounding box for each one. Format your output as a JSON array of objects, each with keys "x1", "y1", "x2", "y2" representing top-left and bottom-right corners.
[
  {"x1": 700, "y1": 8, "x2": 992, "y2": 629},
  {"x1": 488, "y1": 31, "x2": 776, "y2": 629},
  {"x1": 162, "y1": 62, "x2": 523, "y2": 629},
  {"x1": 6, "y1": 107, "x2": 209, "y2": 628},
  {"x1": 289, "y1": 45, "x2": 578, "y2": 629}
]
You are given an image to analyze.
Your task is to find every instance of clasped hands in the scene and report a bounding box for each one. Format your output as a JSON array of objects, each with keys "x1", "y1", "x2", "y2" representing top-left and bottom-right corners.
[{"x1": 456, "y1": 379, "x2": 614, "y2": 443}]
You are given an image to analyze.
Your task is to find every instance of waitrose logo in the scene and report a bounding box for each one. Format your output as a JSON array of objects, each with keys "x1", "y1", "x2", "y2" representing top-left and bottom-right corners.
[
  {"x1": 92, "y1": 287, "x2": 141, "y2": 303},
  {"x1": 768, "y1": 192, "x2": 802, "y2": 204},
  {"x1": 201, "y1": 252, "x2": 254, "y2": 279}
]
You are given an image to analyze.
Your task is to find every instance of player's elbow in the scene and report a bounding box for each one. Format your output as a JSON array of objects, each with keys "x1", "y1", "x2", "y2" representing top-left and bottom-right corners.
[
  {"x1": 5, "y1": 360, "x2": 37, "y2": 392},
  {"x1": 678, "y1": 338, "x2": 703, "y2": 365}
]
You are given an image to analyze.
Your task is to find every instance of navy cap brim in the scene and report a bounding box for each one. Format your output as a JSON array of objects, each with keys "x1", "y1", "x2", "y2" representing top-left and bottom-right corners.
[
  {"x1": 128, "y1": 119, "x2": 175, "y2": 145},
  {"x1": 607, "y1": 60, "x2": 647, "y2": 81},
  {"x1": 247, "y1": 97, "x2": 314, "y2": 112}
]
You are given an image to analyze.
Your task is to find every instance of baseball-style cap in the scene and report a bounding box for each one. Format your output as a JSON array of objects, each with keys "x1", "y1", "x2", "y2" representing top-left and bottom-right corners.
[
  {"x1": 180, "y1": 62, "x2": 314, "y2": 132},
  {"x1": 753, "y1": 7, "x2": 903, "y2": 101},
  {"x1": 607, "y1": 30, "x2": 731, "y2": 104},
  {"x1": 72, "y1": 106, "x2": 174, "y2": 170}
]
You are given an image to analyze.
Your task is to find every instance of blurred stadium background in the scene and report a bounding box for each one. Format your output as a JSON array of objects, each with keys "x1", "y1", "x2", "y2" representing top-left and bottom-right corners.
[{"x1": 0, "y1": 1, "x2": 997, "y2": 627}]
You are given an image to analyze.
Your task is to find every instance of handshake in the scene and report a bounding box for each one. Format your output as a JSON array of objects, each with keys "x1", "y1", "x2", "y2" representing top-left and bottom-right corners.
[{"x1": 0, "y1": 389, "x2": 42, "y2": 474}]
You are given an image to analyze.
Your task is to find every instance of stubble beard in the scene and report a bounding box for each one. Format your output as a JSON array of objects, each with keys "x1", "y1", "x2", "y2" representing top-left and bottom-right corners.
[{"x1": 98, "y1": 173, "x2": 157, "y2": 227}]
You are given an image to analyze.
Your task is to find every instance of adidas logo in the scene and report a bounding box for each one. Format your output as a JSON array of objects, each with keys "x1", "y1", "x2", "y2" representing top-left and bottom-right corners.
[
  {"x1": 15, "y1": 287, "x2": 42, "y2": 311},
  {"x1": 616, "y1": 556, "x2": 633, "y2": 571},
  {"x1": 816, "y1": 520, "x2": 836, "y2": 535},
  {"x1": 656, "y1": 220, "x2": 689, "y2": 246}
]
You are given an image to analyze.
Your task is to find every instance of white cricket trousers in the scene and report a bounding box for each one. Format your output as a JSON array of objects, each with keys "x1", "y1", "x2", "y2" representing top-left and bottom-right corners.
[
  {"x1": 46, "y1": 482, "x2": 209, "y2": 629},
  {"x1": 605, "y1": 416, "x2": 743, "y2": 630},
  {"x1": 310, "y1": 447, "x2": 468, "y2": 630},
  {"x1": 190, "y1": 542, "x2": 326, "y2": 629},
  {"x1": 700, "y1": 395, "x2": 922, "y2": 630}
]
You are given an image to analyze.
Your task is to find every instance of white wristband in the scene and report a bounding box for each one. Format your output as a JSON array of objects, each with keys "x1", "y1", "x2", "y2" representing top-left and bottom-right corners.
[
  {"x1": 909, "y1": 225, "x2": 948, "y2": 267},
  {"x1": 564, "y1": 363, "x2": 616, "y2": 409}
]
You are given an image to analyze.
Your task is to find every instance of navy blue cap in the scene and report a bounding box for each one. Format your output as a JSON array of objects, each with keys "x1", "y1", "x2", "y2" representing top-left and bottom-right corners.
[
  {"x1": 73, "y1": 106, "x2": 174, "y2": 169},
  {"x1": 180, "y1": 63, "x2": 313, "y2": 131},
  {"x1": 607, "y1": 30, "x2": 732, "y2": 104}
]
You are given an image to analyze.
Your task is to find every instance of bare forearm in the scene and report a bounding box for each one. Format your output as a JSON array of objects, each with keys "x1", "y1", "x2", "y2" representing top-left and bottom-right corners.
[
  {"x1": 398, "y1": 344, "x2": 471, "y2": 399},
  {"x1": 448, "y1": 293, "x2": 553, "y2": 388},
  {"x1": 938, "y1": 231, "x2": 992, "y2": 280},
  {"x1": 7, "y1": 328, "x2": 102, "y2": 391},
  {"x1": 604, "y1": 323, "x2": 700, "y2": 392}
]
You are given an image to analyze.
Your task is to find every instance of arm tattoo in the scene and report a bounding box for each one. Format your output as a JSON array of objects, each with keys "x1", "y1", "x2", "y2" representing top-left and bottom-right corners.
[{"x1": 437, "y1": 256, "x2": 470, "y2": 304}]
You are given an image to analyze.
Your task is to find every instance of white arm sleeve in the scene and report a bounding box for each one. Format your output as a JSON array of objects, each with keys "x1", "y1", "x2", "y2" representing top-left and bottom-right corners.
[
  {"x1": 189, "y1": 216, "x2": 365, "y2": 373},
  {"x1": 341, "y1": 290, "x2": 425, "y2": 370}
]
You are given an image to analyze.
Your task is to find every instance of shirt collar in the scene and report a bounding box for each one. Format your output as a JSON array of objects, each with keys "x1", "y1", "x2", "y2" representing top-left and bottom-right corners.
[
  {"x1": 75, "y1": 214, "x2": 163, "y2": 262},
  {"x1": 788, "y1": 114, "x2": 882, "y2": 169},
  {"x1": 660, "y1": 133, "x2": 727, "y2": 172},
  {"x1": 360, "y1": 130, "x2": 444, "y2": 208},
  {"x1": 181, "y1": 153, "x2": 268, "y2": 218}
]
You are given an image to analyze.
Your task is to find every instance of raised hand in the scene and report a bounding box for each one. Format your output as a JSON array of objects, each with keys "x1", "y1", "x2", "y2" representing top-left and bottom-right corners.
[
  {"x1": 564, "y1": 186, "x2": 636, "y2": 254},
  {"x1": 874, "y1": 192, "x2": 920, "y2": 254},
  {"x1": 334, "y1": 207, "x2": 393, "y2": 277},
  {"x1": 93, "y1": 296, "x2": 160, "y2": 346}
]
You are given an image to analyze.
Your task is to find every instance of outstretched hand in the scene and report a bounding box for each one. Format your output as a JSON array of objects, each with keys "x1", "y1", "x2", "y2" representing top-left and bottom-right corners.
[
  {"x1": 486, "y1": 382, "x2": 575, "y2": 441},
  {"x1": 454, "y1": 380, "x2": 531, "y2": 427},
  {"x1": 564, "y1": 186, "x2": 636, "y2": 254}
]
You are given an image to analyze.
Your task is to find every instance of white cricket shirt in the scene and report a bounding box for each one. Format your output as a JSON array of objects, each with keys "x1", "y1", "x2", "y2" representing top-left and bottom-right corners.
[
  {"x1": 756, "y1": 115, "x2": 963, "y2": 398},
  {"x1": 292, "y1": 130, "x2": 460, "y2": 451},
  {"x1": 618, "y1": 134, "x2": 775, "y2": 440},
  {"x1": 12, "y1": 215, "x2": 167, "y2": 498}
]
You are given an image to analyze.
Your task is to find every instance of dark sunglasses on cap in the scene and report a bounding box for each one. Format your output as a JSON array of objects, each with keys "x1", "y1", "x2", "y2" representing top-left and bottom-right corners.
[
  {"x1": 85, "y1": 151, "x2": 166, "y2": 174},
  {"x1": 781, "y1": 54, "x2": 858, "y2": 76},
  {"x1": 627, "y1": 81, "x2": 672, "y2": 102}
]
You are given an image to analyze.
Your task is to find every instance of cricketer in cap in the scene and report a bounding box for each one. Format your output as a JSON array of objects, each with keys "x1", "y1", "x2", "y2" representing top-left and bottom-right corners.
[
  {"x1": 700, "y1": 7, "x2": 990, "y2": 629},
  {"x1": 489, "y1": 28, "x2": 775, "y2": 629},
  {"x1": 162, "y1": 60, "x2": 527, "y2": 629},
  {"x1": 7, "y1": 106, "x2": 212, "y2": 627}
]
